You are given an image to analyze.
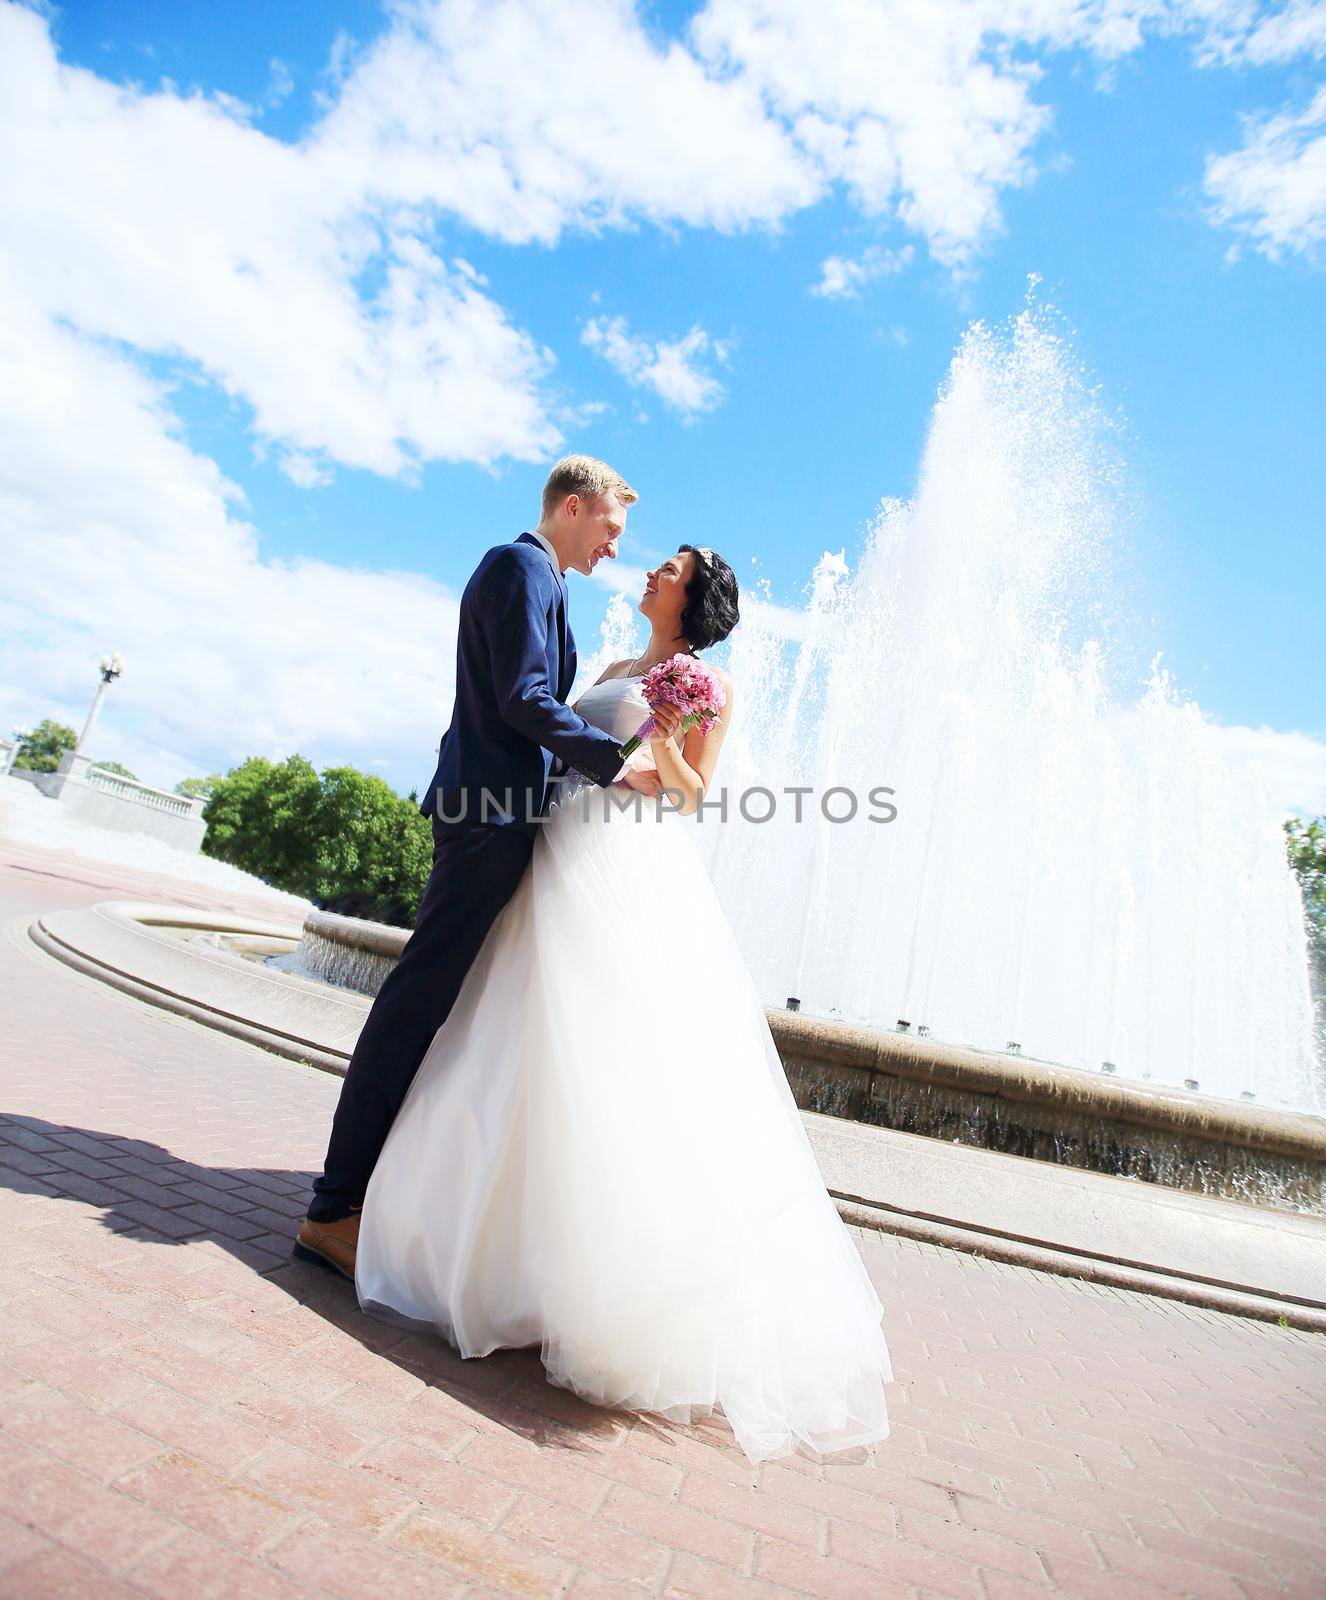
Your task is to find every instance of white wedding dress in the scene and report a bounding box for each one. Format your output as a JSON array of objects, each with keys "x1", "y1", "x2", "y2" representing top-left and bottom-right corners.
[{"x1": 355, "y1": 673, "x2": 894, "y2": 1465}]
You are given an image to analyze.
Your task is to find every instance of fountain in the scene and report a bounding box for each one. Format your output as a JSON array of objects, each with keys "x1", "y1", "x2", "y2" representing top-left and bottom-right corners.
[{"x1": 676, "y1": 301, "x2": 1323, "y2": 1119}]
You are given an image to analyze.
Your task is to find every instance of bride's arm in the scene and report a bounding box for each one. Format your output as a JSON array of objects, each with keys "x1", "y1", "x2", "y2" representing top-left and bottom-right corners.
[{"x1": 648, "y1": 669, "x2": 734, "y2": 817}]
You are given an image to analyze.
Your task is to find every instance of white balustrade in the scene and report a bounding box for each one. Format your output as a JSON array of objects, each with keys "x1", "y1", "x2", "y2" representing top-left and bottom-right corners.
[{"x1": 86, "y1": 766, "x2": 203, "y2": 817}]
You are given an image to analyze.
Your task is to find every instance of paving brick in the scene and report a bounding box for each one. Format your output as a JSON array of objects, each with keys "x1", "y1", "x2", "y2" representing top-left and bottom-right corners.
[
  {"x1": 0, "y1": 1546, "x2": 146, "y2": 1600},
  {"x1": 108, "y1": 1383, "x2": 277, "y2": 1474},
  {"x1": 242, "y1": 1441, "x2": 419, "y2": 1537},
  {"x1": 596, "y1": 1478, "x2": 756, "y2": 1569},
  {"x1": 760, "y1": 1530, "x2": 953, "y2": 1599},
  {"x1": 0, "y1": 1439, "x2": 177, "y2": 1573},
  {"x1": 0, "y1": 1512, "x2": 52, "y2": 1577},
  {"x1": 1087, "y1": 1526, "x2": 1249, "y2": 1600},
  {"x1": 449, "y1": 1431, "x2": 616, "y2": 1512},
  {"x1": 0, "y1": 1380, "x2": 163, "y2": 1482},
  {"x1": 662, "y1": 1548, "x2": 807, "y2": 1599},
  {"x1": 224, "y1": 1382, "x2": 384, "y2": 1465},
  {"x1": 115, "y1": 1448, "x2": 302, "y2": 1557},
  {"x1": 356, "y1": 1436, "x2": 519, "y2": 1523},
  {"x1": 676, "y1": 1467, "x2": 823, "y2": 1548},
  {"x1": 894, "y1": 1503, "x2": 1047, "y2": 1584},
  {"x1": 126, "y1": 1530, "x2": 316, "y2": 1600},
  {"x1": 497, "y1": 1491, "x2": 674, "y2": 1586},
  {"x1": 3, "y1": 1338, "x2": 158, "y2": 1412},
  {"x1": 394, "y1": 1505, "x2": 578, "y2": 1595},
  {"x1": 825, "y1": 1516, "x2": 989, "y2": 1597},
  {"x1": 111, "y1": 1331, "x2": 259, "y2": 1406},
  {"x1": 266, "y1": 1518, "x2": 471, "y2": 1599}
]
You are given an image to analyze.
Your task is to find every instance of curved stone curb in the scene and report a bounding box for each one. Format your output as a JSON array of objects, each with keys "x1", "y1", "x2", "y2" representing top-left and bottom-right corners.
[
  {"x1": 31, "y1": 900, "x2": 364, "y2": 1066},
  {"x1": 26, "y1": 917, "x2": 352, "y2": 1077},
  {"x1": 800, "y1": 1104, "x2": 1326, "y2": 1331},
  {"x1": 831, "y1": 1195, "x2": 1326, "y2": 1333}
]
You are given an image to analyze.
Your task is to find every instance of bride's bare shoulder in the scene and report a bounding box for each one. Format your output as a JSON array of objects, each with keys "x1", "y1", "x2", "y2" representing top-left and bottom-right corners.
[{"x1": 708, "y1": 661, "x2": 735, "y2": 699}]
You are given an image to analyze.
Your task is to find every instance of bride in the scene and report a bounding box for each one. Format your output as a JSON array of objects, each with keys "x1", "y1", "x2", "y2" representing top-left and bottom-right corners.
[{"x1": 355, "y1": 543, "x2": 895, "y2": 1466}]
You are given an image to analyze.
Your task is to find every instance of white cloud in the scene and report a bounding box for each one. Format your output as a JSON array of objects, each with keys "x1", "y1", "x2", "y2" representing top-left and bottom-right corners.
[
  {"x1": 278, "y1": 450, "x2": 335, "y2": 489},
  {"x1": 691, "y1": 1, "x2": 1326, "y2": 266},
  {"x1": 313, "y1": 0, "x2": 817, "y2": 244},
  {"x1": 1205, "y1": 719, "x2": 1326, "y2": 820},
  {"x1": 1205, "y1": 87, "x2": 1326, "y2": 262},
  {"x1": 1186, "y1": 0, "x2": 1326, "y2": 67},
  {"x1": 582, "y1": 316, "x2": 728, "y2": 419},
  {"x1": 0, "y1": 262, "x2": 461, "y2": 794},
  {"x1": 590, "y1": 558, "x2": 652, "y2": 602},
  {"x1": 812, "y1": 244, "x2": 914, "y2": 298},
  {"x1": 0, "y1": 3, "x2": 561, "y2": 482}
]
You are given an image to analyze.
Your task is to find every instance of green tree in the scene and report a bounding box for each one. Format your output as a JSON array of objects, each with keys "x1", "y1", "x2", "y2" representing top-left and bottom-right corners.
[
  {"x1": 175, "y1": 774, "x2": 223, "y2": 800},
  {"x1": 309, "y1": 766, "x2": 432, "y2": 925},
  {"x1": 202, "y1": 755, "x2": 322, "y2": 893},
  {"x1": 1285, "y1": 816, "x2": 1326, "y2": 1051},
  {"x1": 12, "y1": 718, "x2": 76, "y2": 774},
  {"x1": 91, "y1": 760, "x2": 138, "y2": 782},
  {"x1": 199, "y1": 755, "x2": 431, "y2": 925}
]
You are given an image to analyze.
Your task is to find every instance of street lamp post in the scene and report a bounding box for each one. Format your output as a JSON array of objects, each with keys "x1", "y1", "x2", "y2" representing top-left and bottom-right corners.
[
  {"x1": 47, "y1": 652, "x2": 126, "y2": 796},
  {"x1": 75, "y1": 651, "x2": 125, "y2": 759}
]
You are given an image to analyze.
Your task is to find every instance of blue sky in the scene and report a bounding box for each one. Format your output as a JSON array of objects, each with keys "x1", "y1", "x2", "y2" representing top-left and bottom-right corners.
[{"x1": 2, "y1": 0, "x2": 1323, "y2": 809}]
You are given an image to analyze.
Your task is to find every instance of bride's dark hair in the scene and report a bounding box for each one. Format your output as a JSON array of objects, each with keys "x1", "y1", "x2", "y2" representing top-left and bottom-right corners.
[{"x1": 677, "y1": 545, "x2": 740, "y2": 651}]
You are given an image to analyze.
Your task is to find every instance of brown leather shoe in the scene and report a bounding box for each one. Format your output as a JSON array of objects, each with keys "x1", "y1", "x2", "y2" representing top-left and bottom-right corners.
[{"x1": 292, "y1": 1209, "x2": 360, "y2": 1283}]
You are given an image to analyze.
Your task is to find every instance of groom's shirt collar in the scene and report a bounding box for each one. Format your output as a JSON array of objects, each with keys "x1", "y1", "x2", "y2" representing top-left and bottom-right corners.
[{"x1": 523, "y1": 528, "x2": 565, "y2": 575}]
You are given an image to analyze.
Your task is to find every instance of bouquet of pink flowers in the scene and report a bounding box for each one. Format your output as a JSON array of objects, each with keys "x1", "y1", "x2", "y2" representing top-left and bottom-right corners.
[{"x1": 618, "y1": 653, "x2": 727, "y2": 761}]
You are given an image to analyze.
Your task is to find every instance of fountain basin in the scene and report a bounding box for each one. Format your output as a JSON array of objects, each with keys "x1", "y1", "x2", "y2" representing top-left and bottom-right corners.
[
  {"x1": 25, "y1": 898, "x2": 1326, "y2": 1329},
  {"x1": 775, "y1": 1009, "x2": 1326, "y2": 1216}
]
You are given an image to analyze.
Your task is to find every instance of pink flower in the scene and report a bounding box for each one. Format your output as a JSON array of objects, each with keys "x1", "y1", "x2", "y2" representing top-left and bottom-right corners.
[{"x1": 619, "y1": 654, "x2": 726, "y2": 759}]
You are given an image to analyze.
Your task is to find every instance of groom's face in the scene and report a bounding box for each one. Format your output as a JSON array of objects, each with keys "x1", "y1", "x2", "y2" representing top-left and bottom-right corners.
[{"x1": 566, "y1": 490, "x2": 627, "y2": 576}]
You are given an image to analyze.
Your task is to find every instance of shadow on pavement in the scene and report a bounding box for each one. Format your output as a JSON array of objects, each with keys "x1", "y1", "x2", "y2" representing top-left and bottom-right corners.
[{"x1": 0, "y1": 1111, "x2": 717, "y2": 1463}]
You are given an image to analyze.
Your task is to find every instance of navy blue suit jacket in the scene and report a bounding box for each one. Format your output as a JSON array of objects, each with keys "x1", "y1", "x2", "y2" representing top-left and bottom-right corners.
[{"x1": 419, "y1": 532, "x2": 626, "y2": 833}]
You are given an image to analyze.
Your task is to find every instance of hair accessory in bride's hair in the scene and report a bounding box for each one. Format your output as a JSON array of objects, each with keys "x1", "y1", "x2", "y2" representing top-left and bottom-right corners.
[{"x1": 696, "y1": 547, "x2": 714, "y2": 567}]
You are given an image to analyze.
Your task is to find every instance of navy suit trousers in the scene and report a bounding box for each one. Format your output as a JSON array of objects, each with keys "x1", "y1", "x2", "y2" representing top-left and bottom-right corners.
[{"x1": 307, "y1": 817, "x2": 535, "y2": 1223}]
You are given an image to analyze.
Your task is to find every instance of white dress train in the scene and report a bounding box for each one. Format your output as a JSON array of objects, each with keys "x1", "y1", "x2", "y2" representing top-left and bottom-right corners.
[{"x1": 355, "y1": 674, "x2": 894, "y2": 1465}]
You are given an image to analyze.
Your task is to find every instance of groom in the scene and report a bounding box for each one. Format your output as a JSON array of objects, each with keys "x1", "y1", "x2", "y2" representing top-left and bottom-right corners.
[{"x1": 295, "y1": 455, "x2": 661, "y2": 1279}]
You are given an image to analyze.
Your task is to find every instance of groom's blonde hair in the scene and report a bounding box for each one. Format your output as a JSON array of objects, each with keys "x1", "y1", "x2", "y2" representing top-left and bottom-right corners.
[{"x1": 541, "y1": 454, "x2": 638, "y2": 517}]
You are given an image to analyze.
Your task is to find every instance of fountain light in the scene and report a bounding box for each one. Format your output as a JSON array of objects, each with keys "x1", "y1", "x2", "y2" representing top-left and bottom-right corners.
[
  {"x1": 1006, "y1": 1041, "x2": 1021, "y2": 1054},
  {"x1": 917, "y1": 1024, "x2": 930, "y2": 1038},
  {"x1": 896, "y1": 1019, "x2": 910, "y2": 1033},
  {"x1": 1101, "y1": 1060, "x2": 1116, "y2": 1074},
  {"x1": 786, "y1": 996, "x2": 801, "y2": 1012},
  {"x1": 1184, "y1": 1078, "x2": 1199, "y2": 1092}
]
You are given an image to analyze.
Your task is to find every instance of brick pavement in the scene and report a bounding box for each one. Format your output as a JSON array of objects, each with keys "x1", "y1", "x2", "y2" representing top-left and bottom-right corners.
[{"x1": 0, "y1": 843, "x2": 1324, "y2": 1599}]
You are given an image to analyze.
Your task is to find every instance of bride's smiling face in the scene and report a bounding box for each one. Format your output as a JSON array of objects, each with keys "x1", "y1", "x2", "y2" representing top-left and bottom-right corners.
[{"x1": 640, "y1": 551, "x2": 697, "y2": 634}]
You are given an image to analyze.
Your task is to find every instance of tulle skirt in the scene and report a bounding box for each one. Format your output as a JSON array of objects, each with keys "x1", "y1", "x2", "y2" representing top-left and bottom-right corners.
[{"x1": 355, "y1": 781, "x2": 894, "y2": 1465}]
